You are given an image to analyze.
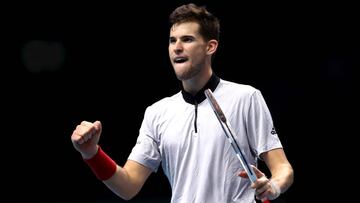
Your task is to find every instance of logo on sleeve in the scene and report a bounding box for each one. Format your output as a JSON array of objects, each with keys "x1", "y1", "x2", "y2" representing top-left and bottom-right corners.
[{"x1": 271, "y1": 127, "x2": 277, "y2": 135}]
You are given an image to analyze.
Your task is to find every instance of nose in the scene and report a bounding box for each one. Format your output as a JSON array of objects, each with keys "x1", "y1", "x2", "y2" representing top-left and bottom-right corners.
[{"x1": 173, "y1": 41, "x2": 183, "y2": 54}]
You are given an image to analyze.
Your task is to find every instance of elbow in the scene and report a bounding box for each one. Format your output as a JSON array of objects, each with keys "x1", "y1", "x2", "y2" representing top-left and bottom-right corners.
[
  {"x1": 287, "y1": 164, "x2": 294, "y2": 183},
  {"x1": 282, "y1": 164, "x2": 294, "y2": 193},
  {"x1": 289, "y1": 166, "x2": 294, "y2": 185},
  {"x1": 121, "y1": 195, "x2": 134, "y2": 201},
  {"x1": 118, "y1": 188, "x2": 140, "y2": 201}
]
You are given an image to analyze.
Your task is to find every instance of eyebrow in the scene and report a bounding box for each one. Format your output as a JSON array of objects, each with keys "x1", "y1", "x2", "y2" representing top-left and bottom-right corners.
[{"x1": 169, "y1": 35, "x2": 195, "y2": 40}]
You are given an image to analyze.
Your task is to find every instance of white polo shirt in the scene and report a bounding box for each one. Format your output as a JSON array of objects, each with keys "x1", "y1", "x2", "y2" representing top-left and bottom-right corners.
[{"x1": 128, "y1": 75, "x2": 282, "y2": 203}]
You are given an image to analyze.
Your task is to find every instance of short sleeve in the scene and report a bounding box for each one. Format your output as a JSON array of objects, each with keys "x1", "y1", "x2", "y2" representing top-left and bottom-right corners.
[
  {"x1": 246, "y1": 90, "x2": 282, "y2": 157},
  {"x1": 128, "y1": 107, "x2": 161, "y2": 172}
]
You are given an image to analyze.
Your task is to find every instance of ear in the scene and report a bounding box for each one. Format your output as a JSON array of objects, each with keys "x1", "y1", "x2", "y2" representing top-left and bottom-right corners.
[{"x1": 206, "y1": 39, "x2": 218, "y2": 55}]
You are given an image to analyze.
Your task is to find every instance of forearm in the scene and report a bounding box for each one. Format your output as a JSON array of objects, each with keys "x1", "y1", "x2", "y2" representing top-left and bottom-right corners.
[
  {"x1": 270, "y1": 163, "x2": 294, "y2": 194},
  {"x1": 83, "y1": 147, "x2": 151, "y2": 200},
  {"x1": 103, "y1": 166, "x2": 142, "y2": 200},
  {"x1": 261, "y1": 149, "x2": 294, "y2": 194}
]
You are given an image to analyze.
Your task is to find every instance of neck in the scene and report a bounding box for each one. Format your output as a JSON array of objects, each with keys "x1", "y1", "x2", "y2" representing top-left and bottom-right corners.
[{"x1": 182, "y1": 67, "x2": 213, "y2": 95}]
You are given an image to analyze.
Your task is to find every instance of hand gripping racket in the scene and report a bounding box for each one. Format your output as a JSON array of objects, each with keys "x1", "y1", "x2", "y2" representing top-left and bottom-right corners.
[{"x1": 204, "y1": 89, "x2": 270, "y2": 203}]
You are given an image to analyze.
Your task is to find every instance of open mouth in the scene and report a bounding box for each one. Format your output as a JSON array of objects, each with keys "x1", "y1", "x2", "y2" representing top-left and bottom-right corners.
[{"x1": 174, "y1": 57, "x2": 188, "y2": 63}]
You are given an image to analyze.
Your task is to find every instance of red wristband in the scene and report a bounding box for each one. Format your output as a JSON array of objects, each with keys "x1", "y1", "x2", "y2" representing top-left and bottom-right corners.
[{"x1": 84, "y1": 146, "x2": 117, "y2": 180}]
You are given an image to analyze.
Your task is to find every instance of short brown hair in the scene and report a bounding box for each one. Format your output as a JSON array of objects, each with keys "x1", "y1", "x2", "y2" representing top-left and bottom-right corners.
[{"x1": 169, "y1": 3, "x2": 220, "y2": 42}]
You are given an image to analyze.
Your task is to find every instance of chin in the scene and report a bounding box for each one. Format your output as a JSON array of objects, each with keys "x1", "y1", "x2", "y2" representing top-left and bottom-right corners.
[
  {"x1": 173, "y1": 63, "x2": 198, "y2": 80},
  {"x1": 175, "y1": 73, "x2": 186, "y2": 81},
  {"x1": 175, "y1": 71, "x2": 195, "y2": 81},
  {"x1": 174, "y1": 67, "x2": 188, "y2": 79}
]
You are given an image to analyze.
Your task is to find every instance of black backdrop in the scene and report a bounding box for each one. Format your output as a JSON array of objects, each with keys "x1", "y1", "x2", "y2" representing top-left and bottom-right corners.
[{"x1": 4, "y1": 1, "x2": 357, "y2": 202}]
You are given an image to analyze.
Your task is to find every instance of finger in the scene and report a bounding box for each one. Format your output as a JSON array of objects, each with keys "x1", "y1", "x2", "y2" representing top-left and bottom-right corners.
[
  {"x1": 256, "y1": 190, "x2": 271, "y2": 201},
  {"x1": 93, "y1": 120, "x2": 102, "y2": 132},
  {"x1": 251, "y1": 165, "x2": 265, "y2": 179},
  {"x1": 71, "y1": 135, "x2": 81, "y2": 143},
  {"x1": 76, "y1": 121, "x2": 96, "y2": 136},
  {"x1": 84, "y1": 133, "x2": 93, "y2": 142},
  {"x1": 75, "y1": 124, "x2": 89, "y2": 135},
  {"x1": 256, "y1": 186, "x2": 271, "y2": 201},
  {"x1": 71, "y1": 131, "x2": 85, "y2": 144},
  {"x1": 251, "y1": 171, "x2": 269, "y2": 189},
  {"x1": 71, "y1": 130, "x2": 84, "y2": 141},
  {"x1": 86, "y1": 133, "x2": 93, "y2": 140},
  {"x1": 255, "y1": 180, "x2": 270, "y2": 195},
  {"x1": 74, "y1": 129, "x2": 88, "y2": 141},
  {"x1": 80, "y1": 120, "x2": 94, "y2": 127},
  {"x1": 83, "y1": 120, "x2": 101, "y2": 136},
  {"x1": 83, "y1": 134, "x2": 90, "y2": 142},
  {"x1": 76, "y1": 136, "x2": 85, "y2": 145}
]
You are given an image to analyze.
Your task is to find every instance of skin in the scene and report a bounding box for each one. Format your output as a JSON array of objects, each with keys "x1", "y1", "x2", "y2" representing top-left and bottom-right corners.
[
  {"x1": 71, "y1": 21, "x2": 293, "y2": 201},
  {"x1": 71, "y1": 121, "x2": 150, "y2": 200},
  {"x1": 169, "y1": 22, "x2": 217, "y2": 95},
  {"x1": 239, "y1": 150, "x2": 294, "y2": 200}
]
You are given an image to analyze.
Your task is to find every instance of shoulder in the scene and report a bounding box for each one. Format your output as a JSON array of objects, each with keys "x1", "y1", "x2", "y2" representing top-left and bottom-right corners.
[
  {"x1": 144, "y1": 91, "x2": 182, "y2": 116},
  {"x1": 217, "y1": 79, "x2": 260, "y2": 98}
]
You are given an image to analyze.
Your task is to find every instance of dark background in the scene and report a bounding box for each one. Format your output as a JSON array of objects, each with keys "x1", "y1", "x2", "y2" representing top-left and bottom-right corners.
[{"x1": 4, "y1": 1, "x2": 357, "y2": 202}]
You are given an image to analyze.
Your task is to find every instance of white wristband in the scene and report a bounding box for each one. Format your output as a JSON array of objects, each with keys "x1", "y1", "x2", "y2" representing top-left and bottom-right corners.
[{"x1": 269, "y1": 179, "x2": 281, "y2": 200}]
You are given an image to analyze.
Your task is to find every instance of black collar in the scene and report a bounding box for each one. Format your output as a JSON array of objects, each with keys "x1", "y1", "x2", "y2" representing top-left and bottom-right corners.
[{"x1": 181, "y1": 74, "x2": 220, "y2": 105}]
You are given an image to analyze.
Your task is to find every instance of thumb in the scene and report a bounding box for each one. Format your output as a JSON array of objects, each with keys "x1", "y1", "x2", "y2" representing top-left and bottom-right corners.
[
  {"x1": 251, "y1": 165, "x2": 266, "y2": 178},
  {"x1": 93, "y1": 120, "x2": 102, "y2": 136}
]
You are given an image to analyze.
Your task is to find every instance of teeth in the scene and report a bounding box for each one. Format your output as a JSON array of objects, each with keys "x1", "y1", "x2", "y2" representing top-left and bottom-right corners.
[{"x1": 174, "y1": 57, "x2": 187, "y2": 63}]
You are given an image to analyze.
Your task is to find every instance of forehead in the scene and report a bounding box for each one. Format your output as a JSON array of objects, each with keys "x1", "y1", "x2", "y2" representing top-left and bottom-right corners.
[{"x1": 170, "y1": 21, "x2": 201, "y2": 37}]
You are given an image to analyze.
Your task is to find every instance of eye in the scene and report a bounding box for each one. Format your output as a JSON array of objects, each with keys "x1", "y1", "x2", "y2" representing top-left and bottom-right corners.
[
  {"x1": 169, "y1": 37, "x2": 176, "y2": 44},
  {"x1": 182, "y1": 36, "x2": 194, "y2": 43}
]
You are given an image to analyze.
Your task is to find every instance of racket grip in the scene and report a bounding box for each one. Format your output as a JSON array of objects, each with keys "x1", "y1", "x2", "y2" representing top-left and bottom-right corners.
[{"x1": 262, "y1": 199, "x2": 270, "y2": 203}]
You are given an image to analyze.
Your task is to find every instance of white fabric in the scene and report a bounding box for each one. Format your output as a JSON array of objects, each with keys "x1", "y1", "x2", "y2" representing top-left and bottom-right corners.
[{"x1": 128, "y1": 79, "x2": 283, "y2": 203}]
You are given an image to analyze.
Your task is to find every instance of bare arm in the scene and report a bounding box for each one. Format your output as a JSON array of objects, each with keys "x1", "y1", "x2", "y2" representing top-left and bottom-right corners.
[
  {"x1": 104, "y1": 160, "x2": 152, "y2": 200},
  {"x1": 239, "y1": 148, "x2": 294, "y2": 200},
  {"x1": 71, "y1": 121, "x2": 152, "y2": 200},
  {"x1": 260, "y1": 148, "x2": 294, "y2": 194}
]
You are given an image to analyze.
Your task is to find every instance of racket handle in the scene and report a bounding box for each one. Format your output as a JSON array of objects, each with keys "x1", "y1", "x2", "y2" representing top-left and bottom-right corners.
[{"x1": 262, "y1": 199, "x2": 270, "y2": 203}]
